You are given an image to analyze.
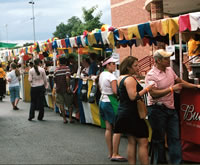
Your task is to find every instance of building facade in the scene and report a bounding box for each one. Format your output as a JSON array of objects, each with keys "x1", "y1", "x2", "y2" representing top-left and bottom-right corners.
[{"x1": 110, "y1": 0, "x2": 151, "y2": 61}]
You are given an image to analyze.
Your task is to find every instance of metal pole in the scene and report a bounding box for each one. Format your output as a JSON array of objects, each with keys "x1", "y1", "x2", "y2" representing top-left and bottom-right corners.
[
  {"x1": 5, "y1": 24, "x2": 8, "y2": 43},
  {"x1": 179, "y1": 31, "x2": 183, "y2": 79},
  {"x1": 29, "y1": 0, "x2": 36, "y2": 42}
]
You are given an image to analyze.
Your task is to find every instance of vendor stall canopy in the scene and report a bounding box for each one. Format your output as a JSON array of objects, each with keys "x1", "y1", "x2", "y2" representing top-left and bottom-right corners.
[
  {"x1": 0, "y1": 42, "x2": 17, "y2": 49},
  {"x1": 1, "y1": 12, "x2": 200, "y2": 58}
]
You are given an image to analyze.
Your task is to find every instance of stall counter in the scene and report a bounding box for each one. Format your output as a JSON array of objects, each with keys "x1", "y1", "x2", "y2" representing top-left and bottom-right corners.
[{"x1": 180, "y1": 88, "x2": 200, "y2": 163}]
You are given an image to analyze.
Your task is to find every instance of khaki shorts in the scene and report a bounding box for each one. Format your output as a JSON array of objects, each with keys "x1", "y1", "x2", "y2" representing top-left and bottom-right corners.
[{"x1": 56, "y1": 92, "x2": 73, "y2": 108}]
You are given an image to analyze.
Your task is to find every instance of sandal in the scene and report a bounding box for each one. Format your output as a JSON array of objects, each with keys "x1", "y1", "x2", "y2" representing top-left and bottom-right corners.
[{"x1": 63, "y1": 120, "x2": 68, "y2": 124}]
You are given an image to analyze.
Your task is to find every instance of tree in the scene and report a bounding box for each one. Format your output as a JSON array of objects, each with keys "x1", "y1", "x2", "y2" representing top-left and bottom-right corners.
[
  {"x1": 82, "y1": 6, "x2": 103, "y2": 32},
  {"x1": 53, "y1": 6, "x2": 103, "y2": 39}
]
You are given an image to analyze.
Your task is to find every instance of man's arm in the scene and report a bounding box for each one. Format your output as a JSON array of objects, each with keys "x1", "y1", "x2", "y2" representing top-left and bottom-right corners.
[
  {"x1": 175, "y1": 77, "x2": 200, "y2": 88},
  {"x1": 149, "y1": 83, "x2": 183, "y2": 99}
]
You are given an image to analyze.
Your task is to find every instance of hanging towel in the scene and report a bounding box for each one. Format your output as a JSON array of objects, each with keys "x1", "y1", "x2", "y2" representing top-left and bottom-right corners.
[
  {"x1": 56, "y1": 40, "x2": 62, "y2": 48},
  {"x1": 101, "y1": 31, "x2": 109, "y2": 45},
  {"x1": 76, "y1": 36, "x2": 83, "y2": 47},
  {"x1": 61, "y1": 39, "x2": 66, "y2": 48},
  {"x1": 94, "y1": 32, "x2": 103, "y2": 45},
  {"x1": 128, "y1": 25, "x2": 141, "y2": 39},
  {"x1": 179, "y1": 14, "x2": 191, "y2": 32},
  {"x1": 189, "y1": 12, "x2": 200, "y2": 31},
  {"x1": 69, "y1": 37, "x2": 77, "y2": 47},
  {"x1": 138, "y1": 22, "x2": 153, "y2": 39},
  {"x1": 107, "y1": 31, "x2": 115, "y2": 49},
  {"x1": 65, "y1": 38, "x2": 71, "y2": 47},
  {"x1": 162, "y1": 17, "x2": 179, "y2": 40},
  {"x1": 80, "y1": 35, "x2": 86, "y2": 47},
  {"x1": 150, "y1": 20, "x2": 165, "y2": 37},
  {"x1": 118, "y1": 28, "x2": 127, "y2": 40},
  {"x1": 52, "y1": 40, "x2": 58, "y2": 49},
  {"x1": 87, "y1": 33, "x2": 97, "y2": 46}
]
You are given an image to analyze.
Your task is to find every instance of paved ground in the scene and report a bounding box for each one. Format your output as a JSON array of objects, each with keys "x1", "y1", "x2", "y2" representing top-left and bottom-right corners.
[{"x1": 0, "y1": 96, "x2": 129, "y2": 164}]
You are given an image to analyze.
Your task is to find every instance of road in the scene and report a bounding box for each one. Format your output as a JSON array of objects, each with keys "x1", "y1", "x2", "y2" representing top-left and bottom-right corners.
[{"x1": 0, "y1": 96, "x2": 128, "y2": 164}]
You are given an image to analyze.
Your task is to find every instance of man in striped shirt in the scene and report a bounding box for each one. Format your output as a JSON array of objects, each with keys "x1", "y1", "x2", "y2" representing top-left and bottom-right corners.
[{"x1": 54, "y1": 56, "x2": 73, "y2": 124}]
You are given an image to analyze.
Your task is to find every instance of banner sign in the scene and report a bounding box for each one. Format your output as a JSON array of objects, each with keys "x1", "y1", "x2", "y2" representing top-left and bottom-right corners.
[{"x1": 180, "y1": 88, "x2": 200, "y2": 144}]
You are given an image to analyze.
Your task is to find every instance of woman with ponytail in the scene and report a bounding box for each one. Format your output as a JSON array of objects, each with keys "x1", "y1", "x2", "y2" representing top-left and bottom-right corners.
[
  {"x1": 7, "y1": 62, "x2": 21, "y2": 110},
  {"x1": 28, "y1": 58, "x2": 48, "y2": 121}
]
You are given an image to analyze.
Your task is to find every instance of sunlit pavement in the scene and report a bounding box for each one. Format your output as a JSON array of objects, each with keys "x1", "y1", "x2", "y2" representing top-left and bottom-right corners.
[{"x1": 0, "y1": 95, "x2": 128, "y2": 164}]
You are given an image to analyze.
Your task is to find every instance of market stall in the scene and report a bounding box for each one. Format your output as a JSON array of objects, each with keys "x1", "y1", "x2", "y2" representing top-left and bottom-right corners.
[
  {"x1": 1, "y1": 13, "x2": 200, "y2": 161},
  {"x1": 178, "y1": 12, "x2": 200, "y2": 163}
]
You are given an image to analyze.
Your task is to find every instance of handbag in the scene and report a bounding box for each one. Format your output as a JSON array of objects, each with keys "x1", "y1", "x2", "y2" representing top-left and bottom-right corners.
[{"x1": 137, "y1": 98, "x2": 148, "y2": 119}]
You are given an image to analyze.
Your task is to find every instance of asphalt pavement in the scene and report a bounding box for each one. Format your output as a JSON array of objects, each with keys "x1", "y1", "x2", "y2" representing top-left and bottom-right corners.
[{"x1": 0, "y1": 96, "x2": 128, "y2": 164}]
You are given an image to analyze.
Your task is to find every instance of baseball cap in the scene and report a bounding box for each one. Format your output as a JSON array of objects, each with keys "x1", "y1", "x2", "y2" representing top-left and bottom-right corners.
[
  {"x1": 154, "y1": 49, "x2": 174, "y2": 58},
  {"x1": 102, "y1": 56, "x2": 118, "y2": 66}
]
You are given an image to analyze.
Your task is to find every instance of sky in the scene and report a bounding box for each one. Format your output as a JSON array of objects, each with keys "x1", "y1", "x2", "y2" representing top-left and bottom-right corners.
[{"x1": 0, "y1": 0, "x2": 111, "y2": 43}]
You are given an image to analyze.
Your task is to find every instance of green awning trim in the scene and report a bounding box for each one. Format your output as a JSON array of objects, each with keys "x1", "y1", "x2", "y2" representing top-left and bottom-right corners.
[{"x1": 0, "y1": 42, "x2": 17, "y2": 48}]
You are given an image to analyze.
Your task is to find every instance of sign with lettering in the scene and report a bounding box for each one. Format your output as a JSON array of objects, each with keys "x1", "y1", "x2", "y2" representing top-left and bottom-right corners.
[{"x1": 180, "y1": 88, "x2": 200, "y2": 144}]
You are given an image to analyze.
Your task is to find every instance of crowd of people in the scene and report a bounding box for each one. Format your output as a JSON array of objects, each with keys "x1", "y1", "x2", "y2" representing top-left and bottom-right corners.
[{"x1": 0, "y1": 49, "x2": 200, "y2": 165}]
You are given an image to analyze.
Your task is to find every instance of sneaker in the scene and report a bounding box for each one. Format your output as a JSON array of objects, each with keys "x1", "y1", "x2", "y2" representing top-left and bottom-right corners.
[{"x1": 13, "y1": 106, "x2": 19, "y2": 110}]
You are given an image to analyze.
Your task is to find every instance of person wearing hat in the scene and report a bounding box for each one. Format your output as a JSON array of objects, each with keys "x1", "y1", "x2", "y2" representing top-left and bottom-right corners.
[
  {"x1": 98, "y1": 56, "x2": 127, "y2": 162},
  {"x1": 145, "y1": 49, "x2": 200, "y2": 164}
]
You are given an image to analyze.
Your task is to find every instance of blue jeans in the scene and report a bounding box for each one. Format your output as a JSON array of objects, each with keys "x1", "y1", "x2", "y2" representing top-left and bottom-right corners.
[
  {"x1": 9, "y1": 86, "x2": 20, "y2": 103},
  {"x1": 148, "y1": 104, "x2": 182, "y2": 164}
]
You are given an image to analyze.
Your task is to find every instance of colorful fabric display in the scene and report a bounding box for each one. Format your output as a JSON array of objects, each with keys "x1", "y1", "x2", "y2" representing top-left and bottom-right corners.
[
  {"x1": 47, "y1": 42, "x2": 53, "y2": 52},
  {"x1": 61, "y1": 39, "x2": 66, "y2": 48},
  {"x1": 65, "y1": 38, "x2": 71, "y2": 48},
  {"x1": 76, "y1": 36, "x2": 82, "y2": 47},
  {"x1": 161, "y1": 17, "x2": 179, "y2": 40},
  {"x1": 101, "y1": 31, "x2": 109, "y2": 45},
  {"x1": 87, "y1": 33, "x2": 97, "y2": 46},
  {"x1": 69, "y1": 37, "x2": 77, "y2": 47},
  {"x1": 52, "y1": 40, "x2": 58, "y2": 49},
  {"x1": 150, "y1": 20, "x2": 165, "y2": 37},
  {"x1": 94, "y1": 32, "x2": 103, "y2": 45},
  {"x1": 80, "y1": 35, "x2": 86, "y2": 47},
  {"x1": 128, "y1": 25, "x2": 141, "y2": 39},
  {"x1": 138, "y1": 22, "x2": 153, "y2": 39},
  {"x1": 107, "y1": 31, "x2": 115, "y2": 49},
  {"x1": 188, "y1": 12, "x2": 200, "y2": 31},
  {"x1": 118, "y1": 28, "x2": 128, "y2": 40},
  {"x1": 56, "y1": 39, "x2": 62, "y2": 48}
]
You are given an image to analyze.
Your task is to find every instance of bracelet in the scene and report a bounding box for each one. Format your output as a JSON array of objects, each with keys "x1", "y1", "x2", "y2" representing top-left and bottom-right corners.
[
  {"x1": 145, "y1": 87, "x2": 149, "y2": 93},
  {"x1": 169, "y1": 87, "x2": 173, "y2": 94}
]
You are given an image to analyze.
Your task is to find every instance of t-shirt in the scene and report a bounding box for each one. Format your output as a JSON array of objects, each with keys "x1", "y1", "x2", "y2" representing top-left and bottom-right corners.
[
  {"x1": 99, "y1": 71, "x2": 117, "y2": 102},
  {"x1": 145, "y1": 66, "x2": 178, "y2": 109},
  {"x1": 54, "y1": 65, "x2": 71, "y2": 94},
  {"x1": 28, "y1": 66, "x2": 47, "y2": 87},
  {"x1": 7, "y1": 70, "x2": 20, "y2": 87}
]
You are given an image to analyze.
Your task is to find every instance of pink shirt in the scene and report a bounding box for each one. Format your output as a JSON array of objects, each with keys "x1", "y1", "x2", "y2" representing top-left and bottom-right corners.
[
  {"x1": 28, "y1": 66, "x2": 47, "y2": 88},
  {"x1": 145, "y1": 66, "x2": 178, "y2": 109}
]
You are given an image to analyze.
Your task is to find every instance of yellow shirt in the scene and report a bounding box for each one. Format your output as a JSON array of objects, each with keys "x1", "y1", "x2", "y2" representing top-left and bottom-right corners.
[
  {"x1": 188, "y1": 38, "x2": 200, "y2": 56},
  {"x1": 0, "y1": 68, "x2": 6, "y2": 78}
]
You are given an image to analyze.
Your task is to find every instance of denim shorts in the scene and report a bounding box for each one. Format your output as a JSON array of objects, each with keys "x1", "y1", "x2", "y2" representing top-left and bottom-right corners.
[
  {"x1": 9, "y1": 86, "x2": 20, "y2": 102},
  {"x1": 99, "y1": 101, "x2": 115, "y2": 124}
]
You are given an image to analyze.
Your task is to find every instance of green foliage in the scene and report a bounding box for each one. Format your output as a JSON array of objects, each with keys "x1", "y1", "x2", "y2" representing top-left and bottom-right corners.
[{"x1": 53, "y1": 6, "x2": 104, "y2": 39}]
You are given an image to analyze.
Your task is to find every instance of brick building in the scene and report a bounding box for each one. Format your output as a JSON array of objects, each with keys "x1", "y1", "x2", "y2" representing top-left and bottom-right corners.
[{"x1": 110, "y1": 0, "x2": 151, "y2": 61}]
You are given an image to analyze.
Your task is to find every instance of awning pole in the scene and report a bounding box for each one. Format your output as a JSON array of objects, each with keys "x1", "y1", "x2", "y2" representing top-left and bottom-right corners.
[{"x1": 179, "y1": 31, "x2": 183, "y2": 79}]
